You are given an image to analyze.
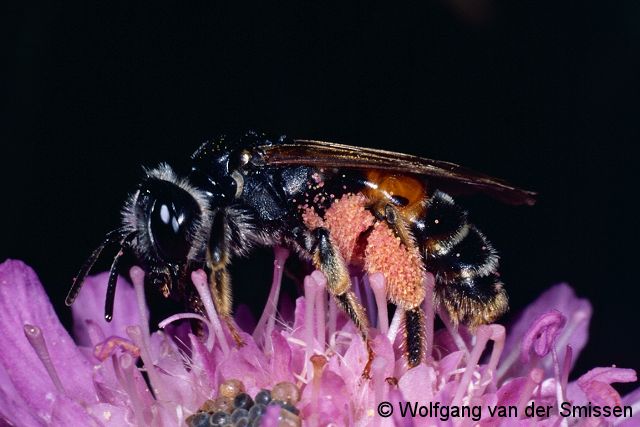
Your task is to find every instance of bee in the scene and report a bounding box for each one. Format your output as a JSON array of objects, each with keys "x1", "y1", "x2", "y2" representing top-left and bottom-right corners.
[{"x1": 66, "y1": 131, "x2": 535, "y2": 375}]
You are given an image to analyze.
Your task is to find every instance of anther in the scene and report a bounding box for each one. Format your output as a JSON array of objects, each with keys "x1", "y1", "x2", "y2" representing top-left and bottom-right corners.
[{"x1": 94, "y1": 336, "x2": 140, "y2": 361}]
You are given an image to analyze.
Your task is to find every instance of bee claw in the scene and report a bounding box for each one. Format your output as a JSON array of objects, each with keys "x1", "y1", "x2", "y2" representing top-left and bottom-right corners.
[
  {"x1": 233, "y1": 333, "x2": 246, "y2": 348},
  {"x1": 224, "y1": 317, "x2": 245, "y2": 348},
  {"x1": 361, "y1": 340, "x2": 376, "y2": 379}
]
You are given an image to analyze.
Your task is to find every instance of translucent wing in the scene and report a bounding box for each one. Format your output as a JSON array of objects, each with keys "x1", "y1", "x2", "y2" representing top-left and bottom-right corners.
[{"x1": 254, "y1": 139, "x2": 536, "y2": 206}]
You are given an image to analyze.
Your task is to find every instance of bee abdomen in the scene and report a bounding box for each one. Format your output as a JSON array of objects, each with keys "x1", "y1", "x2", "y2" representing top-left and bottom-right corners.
[
  {"x1": 419, "y1": 191, "x2": 469, "y2": 257},
  {"x1": 417, "y1": 190, "x2": 507, "y2": 325},
  {"x1": 435, "y1": 274, "x2": 508, "y2": 326},
  {"x1": 418, "y1": 191, "x2": 498, "y2": 282},
  {"x1": 426, "y1": 226, "x2": 499, "y2": 284}
]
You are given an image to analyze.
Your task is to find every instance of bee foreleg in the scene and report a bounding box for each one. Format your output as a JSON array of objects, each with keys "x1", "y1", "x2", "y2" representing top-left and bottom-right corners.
[{"x1": 312, "y1": 227, "x2": 374, "y2": 378}]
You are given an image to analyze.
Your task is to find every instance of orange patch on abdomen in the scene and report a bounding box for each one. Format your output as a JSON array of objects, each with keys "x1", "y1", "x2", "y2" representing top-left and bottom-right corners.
[{"x1": 363, "y1": 171, "x2": 427, "y2": 220}]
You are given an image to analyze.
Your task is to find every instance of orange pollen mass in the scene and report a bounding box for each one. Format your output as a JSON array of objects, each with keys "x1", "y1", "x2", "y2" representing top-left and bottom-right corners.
[
  {"x1": 301, "y1": 206, "x2": 324, "y2": 230},
  {"x1": 323, "y1": 194, "x2": 375, "y2": 264},
  {"x1": 364, "y1": 222, "x2": 425, "y2": 310},
  {"x1": 302, "y1": 192, "x2": 425, "y2": 310}
]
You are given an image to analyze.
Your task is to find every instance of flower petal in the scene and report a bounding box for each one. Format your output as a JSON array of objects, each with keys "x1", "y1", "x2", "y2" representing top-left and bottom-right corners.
[
  {"x1": 84, "y1": 402, "x2": 130, "y2": 426},
  {"x1": 300, "y1": 369, "x2": 349, "y2": 425},
  {"x1": 0, "y1": 260, "x2": 96, "y2": 416},
  {"x1": 72, "y1": 272, "x2": 144, "y2": 348},
  {"x1": 216, "y1": 333, "x2": 272, "y2": 396},
  {"x1": 269, "y1": 331, "x2": 296, "y2": 384},
  {"x1": 617, "y1": 387, "x2": 640, "y2": 426},
  {"x1": 189, "y1": 333, "x2": 218, "y2": 395},
  {"x1": 438, "y1": 351, "x2": 464, "y2": 382},
  {"x1": 567, "y1": 366, "x2": 637, "y2": 411},
  {"x1": 0, "y1": 362, "x2": 43, "y2": 427},
  {"x1": 50, "y1": 395, "x2": 102, "y2": 427},
  {"x1": 496, "y1": 377, "x2": 529, "y2": 407},
  {"x1": 399, "y1": 364, "x2": 436, "y2": 403},
  {"x1": 577, "y1": 367, "x2": 637, "y2": 387}
]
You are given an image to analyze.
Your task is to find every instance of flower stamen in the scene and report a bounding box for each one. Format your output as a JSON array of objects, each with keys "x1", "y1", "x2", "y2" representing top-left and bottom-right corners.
[
  {"x1": 127, "y1": 325, "x2": 166, "y2": 402},
  {"x1": 371, "y1": 356, "x2": 388, "y2": 427},
  {"x1": 253, "y1": 247, "x2": 289, "y2": 351},
  {"x1": 516, "y1": 367, "x2": 543, "y2": 418},
  {"x1": 520, "y1": 309, "x2": 566, "y2": 364},
  {"x1": 310, "y1": 354, "x2": 327, "y2": 426},
  {"x1": 191, "y1": 269, "x2": 230, "y2": 355},
  {"x1": 130, "y1": 266, "x2": 151, "y2": 342},
  {"x1": 312, "y1": 271, "x2": 327, "y2": 348},
  {"x1": 303, "y1": 274, "x2": 320, "y2": 380},
  {"x1": 23, "y1": 324, "x2": 66, "y2": 394},
  {"x1": 113, "y1": 352, "x2": 151, "y2": 426},
  {"x1": 328, "y1": 297, "x2": 338, "y2": 342},
  {"x1": 83, "y1": 319, "x2": 106, "y2": 346},
  {"x1": 159, "y1": 313, "x2": 214, "y2": 350},
  {"x1": 422, "y1": 272, "x2": 436, "y2": 363},
  {"x1": 369, "y1": 273, "x2": 389, "y2": 334},
  {"x1": 438, "y1": 308, "x2": 469, "y2": 354},
  {"x1": 94, "y1": 336, "x2": 140, "y2": 361},
  {"x1": 452, "y1": 324, "x2": 492, "y2": 406},
  {"x1": 475, "y1": 324, "x2": 506, "y2": 396},
  {"x1": 387, "y1": 305, "x2": 402, "y2": 343}
]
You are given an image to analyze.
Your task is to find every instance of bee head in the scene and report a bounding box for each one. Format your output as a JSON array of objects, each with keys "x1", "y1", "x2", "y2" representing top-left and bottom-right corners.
[
  {"x1": 65, "y1": 163, "x2": 212, "y2": 322},
  {"x1": 123, "y1": 164, "x2": 211, "y2": 265}
]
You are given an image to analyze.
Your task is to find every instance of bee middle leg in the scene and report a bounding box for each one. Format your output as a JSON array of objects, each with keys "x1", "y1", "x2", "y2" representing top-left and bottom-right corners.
[
  {"x1": 206, "y1": 266, "x2": 244, "y2": 346},
  {"x1": 207, "y1": 209, "x2": 244, "y2": 347},
  {"x1": 312, "y1": 227, "x2": 374, "y2": 378}
]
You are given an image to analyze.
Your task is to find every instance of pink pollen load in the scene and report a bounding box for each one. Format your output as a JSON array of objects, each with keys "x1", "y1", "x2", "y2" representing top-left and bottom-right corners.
[
  {"x1": 302, "y1": 193, "x2": 425, "y2": 309},
  {"x1": 323, "y1": 193, "x2": 375, "y2": 264},
  {"x1": 301, "y1": 193, "x2": 376, "y2": 264},
  {"x1": 364, "y1": 221, "x2": 425, "y2": 309},
  {"x1": 301, "y1": 206, "x2": 324, "y2": 230}
]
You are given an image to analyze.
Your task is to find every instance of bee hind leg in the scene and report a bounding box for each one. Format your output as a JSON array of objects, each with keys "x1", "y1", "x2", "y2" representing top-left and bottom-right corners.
[
  {"x1": 312, "y1": 227, "x2": 375, "y2": 378},
  {"x1": 403, "y1": 307, "x2": 426, "y2": 367}
]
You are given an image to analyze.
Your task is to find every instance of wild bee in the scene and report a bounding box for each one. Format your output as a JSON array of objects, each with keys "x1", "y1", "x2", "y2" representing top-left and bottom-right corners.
[{"x1": 66, "y1": 131, "x2": 535, "y2": 375}]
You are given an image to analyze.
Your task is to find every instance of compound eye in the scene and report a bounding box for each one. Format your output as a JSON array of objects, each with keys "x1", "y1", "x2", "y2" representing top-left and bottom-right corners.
[{"x1": 148, "y1": 185, "x2": 201, "y2": 263}]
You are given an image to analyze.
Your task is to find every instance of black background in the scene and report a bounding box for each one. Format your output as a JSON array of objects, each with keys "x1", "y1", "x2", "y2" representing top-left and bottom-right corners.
[{"x1": 4, "y1": 2, "x2": 639, "y2": 391}]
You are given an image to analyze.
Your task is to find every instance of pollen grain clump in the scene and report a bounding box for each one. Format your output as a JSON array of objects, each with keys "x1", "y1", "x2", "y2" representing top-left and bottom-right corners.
[
  {"x1": 323, "y1": 193, "x2": 375, "y2": 264},
  {"x1": 364, "y1": 222, "x2": 425, "y2": 310},
  {"x1": 301, "y1": 206, "x2": 324, "y2": 230}
]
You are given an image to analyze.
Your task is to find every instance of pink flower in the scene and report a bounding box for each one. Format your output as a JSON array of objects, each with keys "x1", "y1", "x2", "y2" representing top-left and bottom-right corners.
[{"x1": 0, "y1": 257, "x2": 637, "y2": 426}]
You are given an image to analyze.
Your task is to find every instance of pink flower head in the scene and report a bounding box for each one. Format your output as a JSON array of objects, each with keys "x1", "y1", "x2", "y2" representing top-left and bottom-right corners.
[{"x1": 0, "y1": 257, "x2": 638, "y2": 426}]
